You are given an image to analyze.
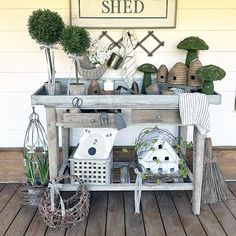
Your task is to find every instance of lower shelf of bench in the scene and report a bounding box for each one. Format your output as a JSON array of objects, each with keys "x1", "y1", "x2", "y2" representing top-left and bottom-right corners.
[{"x1": 59, "y1": 182, "x2": 194, "y2": 191}]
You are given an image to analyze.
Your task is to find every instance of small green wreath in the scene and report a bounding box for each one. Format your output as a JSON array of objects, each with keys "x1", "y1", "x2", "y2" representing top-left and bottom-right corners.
[
  {"x1": 28, "y1": 9, "x2": 65, "y2": 45},
  {"x1": 60, "y1": 25, "x2": 91, "y2": 55}
]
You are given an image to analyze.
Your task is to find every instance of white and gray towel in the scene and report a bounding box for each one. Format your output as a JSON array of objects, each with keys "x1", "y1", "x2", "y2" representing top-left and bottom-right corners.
[
  {"x1": 179, "y1": 93, "x2": 210, "y2": 135},
  {"x1": 120, "y1": 30, "x2": 137, "y2": 88}
]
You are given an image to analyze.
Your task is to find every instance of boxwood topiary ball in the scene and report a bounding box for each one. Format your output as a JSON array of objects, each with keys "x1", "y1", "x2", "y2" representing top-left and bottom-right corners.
[
  {"x1": 60, "y1": 25, "x2": 91, "y2": 55},
  {"x1": 28, "y1": 9, "x2": 65, "y2": 45}
]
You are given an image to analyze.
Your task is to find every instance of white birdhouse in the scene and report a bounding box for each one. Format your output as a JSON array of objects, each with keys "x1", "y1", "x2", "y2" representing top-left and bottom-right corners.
[
  {"x1": 138, "y1": 139, "x2": 179, "y2": 175},
  {"x1": 73, "y1": 128, "x2": 118, "y2": 159}
]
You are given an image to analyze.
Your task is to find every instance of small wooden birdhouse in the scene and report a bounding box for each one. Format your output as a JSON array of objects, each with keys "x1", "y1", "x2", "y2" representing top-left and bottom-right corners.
[
  {"x1": 167, "y1": 62, "x2": 188, "y2": 85},
  {"x1": 187, "y1": 59, "x2": 203, "y2": 86},
  {"x1": 138, "y1": 139, "x2": 179, "y2": 175},
  {"x1": 73, "y1": 128, "x2": 118, "y2": 159},
  {"x1": 157, "y1": 64, "x2": 168, "y2": 83}
]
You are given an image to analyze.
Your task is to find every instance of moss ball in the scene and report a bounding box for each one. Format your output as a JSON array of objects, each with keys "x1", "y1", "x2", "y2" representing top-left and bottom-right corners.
[
  {"x1": 28, "y1": 9, "x2": 65, "y2": 45},
  {"x1": 60, "y1": 26, "x2": 91, "y2": 55}
]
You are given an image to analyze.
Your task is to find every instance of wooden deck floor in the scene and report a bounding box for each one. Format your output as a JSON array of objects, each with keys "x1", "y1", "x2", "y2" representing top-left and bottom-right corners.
[{"x1": 1, "y1": 183, "x2": 236, "y2": 236}]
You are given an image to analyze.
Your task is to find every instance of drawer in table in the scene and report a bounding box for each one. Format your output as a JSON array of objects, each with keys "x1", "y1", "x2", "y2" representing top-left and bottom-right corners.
[
  {"x1": 62, "y1": 112, "x2": 116, "y2": 128},
  {"x1": 131, "y1": 109, "x2": 181, "y2": 124}
]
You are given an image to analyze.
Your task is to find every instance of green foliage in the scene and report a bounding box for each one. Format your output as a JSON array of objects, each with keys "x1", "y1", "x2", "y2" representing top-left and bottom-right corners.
[
  {"x1": 178, "y1": 158, "x2": 188, "y2": 178},
  {"x1": 23, "y1": 151, "x2": 49, "y2": 186},
  {"x1": 60, "y1": 25, "x2": 91, "y2": 55},
  {"x1": 37, "y1": 153, "x2": 49, "y2": 185},
  {"x1": 28, "y1": 9, "x2": 65, "y2": 45},
  {"x1": 24, "y1": 153, "x2": 36, "y2": 186}
]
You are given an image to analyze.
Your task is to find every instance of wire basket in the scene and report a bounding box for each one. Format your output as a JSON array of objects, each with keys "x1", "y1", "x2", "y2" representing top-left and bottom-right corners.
[
  {"x1": 77, "y1": 55, "x2": 107, "y2": 80},
  {"x1": 18, "y1": 183, "x2": 45, "y2": 206},
  {"x1": 39, "y1": 175, "x2": 90, "y2": 230}
]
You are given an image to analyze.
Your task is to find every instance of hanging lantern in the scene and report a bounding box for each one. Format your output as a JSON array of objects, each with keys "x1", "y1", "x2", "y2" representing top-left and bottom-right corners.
[{"x1": 23, "y1": 107, "x2": 48, "y2": 186}]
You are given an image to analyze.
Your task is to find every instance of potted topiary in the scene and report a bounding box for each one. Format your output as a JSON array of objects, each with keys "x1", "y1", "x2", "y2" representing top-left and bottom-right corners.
[
  {"x1": 28, "y1": 9, "x2": 65, "y2": 95},
  {"x1": 60, "y1": 25, "x2": 91, "y2": 95}
]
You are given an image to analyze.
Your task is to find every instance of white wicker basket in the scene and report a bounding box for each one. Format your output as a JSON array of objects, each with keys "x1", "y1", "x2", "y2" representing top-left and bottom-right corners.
[
  {"x1": 77, "y1": 55, "x2": 107, "y2": 80},
  {"x1": 70, "y1": 152, "x2": 112, "y2": 185}
]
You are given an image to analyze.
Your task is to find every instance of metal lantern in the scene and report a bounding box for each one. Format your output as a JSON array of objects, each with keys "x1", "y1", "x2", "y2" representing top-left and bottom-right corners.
[{"x1": 23, "y1": 107, "x2": 48, "y2": 186}]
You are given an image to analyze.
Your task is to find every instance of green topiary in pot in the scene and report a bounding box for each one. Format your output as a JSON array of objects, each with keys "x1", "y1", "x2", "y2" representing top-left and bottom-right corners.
[
  {"x1": 27, "y1": 9, "x2": 65, "y2": 95},
  {"x1": 60, "y1": 26, "x2": 91, "y2": 94},
  {"x1": 28, "y1": 9, "x2": 65, "y2": 45}
]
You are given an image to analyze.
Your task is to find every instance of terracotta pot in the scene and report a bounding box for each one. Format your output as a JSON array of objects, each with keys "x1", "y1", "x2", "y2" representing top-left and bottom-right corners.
[{"x1": 69, "y1": 83, "x2": 86, "y2": 95}]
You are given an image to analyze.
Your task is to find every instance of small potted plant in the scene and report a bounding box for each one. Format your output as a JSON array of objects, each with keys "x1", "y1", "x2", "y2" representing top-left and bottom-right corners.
[
  {"x1": 60, "y1": 25, "x2": 91, "y2": 95},
  {"x1": 19, "y1": 107, "x2": 49, "y2": 206},
  {"x1": 28, "y1": 9, "x2": 65, "y2": 95}
]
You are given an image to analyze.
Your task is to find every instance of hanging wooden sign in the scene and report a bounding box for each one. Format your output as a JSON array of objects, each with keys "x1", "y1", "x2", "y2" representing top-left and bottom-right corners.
[{"x1": 70, "y1": 0, "x2": 177, "y2": 28}]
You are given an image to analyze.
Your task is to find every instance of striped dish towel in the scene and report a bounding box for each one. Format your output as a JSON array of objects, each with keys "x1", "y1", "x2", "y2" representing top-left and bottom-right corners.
[
  {"x1": 179, "y1": 93, "x2": 210, "y2": 135},
  {"x1": 120, "y1": 30, "x2": 137, "y2": 88}
]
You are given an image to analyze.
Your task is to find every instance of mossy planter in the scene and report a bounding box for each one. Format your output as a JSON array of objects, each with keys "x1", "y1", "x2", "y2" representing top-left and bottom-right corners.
[
  {"x1": 69, "y1": 83, "x2": 86, "y2": 95},
  {"x1": 44, "y1": 81, "x2": 62, "y2": 95}
]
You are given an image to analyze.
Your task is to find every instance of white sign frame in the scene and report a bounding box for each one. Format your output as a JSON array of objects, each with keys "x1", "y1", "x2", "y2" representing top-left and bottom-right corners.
[{"x1": 70, "y1": 0, "x2": 177, "y2": 28}]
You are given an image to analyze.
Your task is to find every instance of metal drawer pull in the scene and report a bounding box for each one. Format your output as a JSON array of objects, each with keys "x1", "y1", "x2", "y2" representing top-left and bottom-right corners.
[
  {"x1": 157, "y1": 115, "x2": 161, "y2": 119},
  {"x1": 90, "y1": 119, "x2": 96, "y2": 123}
]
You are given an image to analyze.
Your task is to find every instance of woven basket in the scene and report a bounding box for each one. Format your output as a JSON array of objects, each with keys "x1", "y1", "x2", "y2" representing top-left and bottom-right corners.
[
  {"x1": 77, "y1": 55, "x2": 107, "y2": 80},
  {"x1": 39, "y1": 175, "x2": 90, "y2": 230},
  {"x1": 187, "y1": 59, "x2": 203, "y2": 86},
  {"x1": 167, "y1": 62, "x2": 188, "y2": 85}
]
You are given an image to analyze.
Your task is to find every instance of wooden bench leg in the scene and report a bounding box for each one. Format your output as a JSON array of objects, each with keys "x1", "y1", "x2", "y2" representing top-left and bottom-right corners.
[
  {"x1": 192, "y1": 126, "x2": 205, "y2": 215},
  {"x1": 46, "y1": 107, "x2": 59, "y2": 180},
  {"x1": 62, "y1": 127, "x2": 70, "y2": 164}
]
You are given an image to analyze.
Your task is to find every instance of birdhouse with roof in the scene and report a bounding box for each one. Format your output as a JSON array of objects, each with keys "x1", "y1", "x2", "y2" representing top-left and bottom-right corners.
[{"x1": 138, "y1": 139, "x2": 179, "y2": 175}]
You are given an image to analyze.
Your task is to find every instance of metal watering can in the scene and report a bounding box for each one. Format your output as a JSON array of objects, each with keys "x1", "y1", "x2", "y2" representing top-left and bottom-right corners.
[{"x1": 107, "y1": 43, "x2": 127, "y2": 70}]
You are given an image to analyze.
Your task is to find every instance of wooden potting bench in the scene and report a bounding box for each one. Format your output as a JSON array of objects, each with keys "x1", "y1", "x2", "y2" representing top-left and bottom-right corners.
[{"x1": 31, "y1": 79, "x2": 221, "y2": 215}]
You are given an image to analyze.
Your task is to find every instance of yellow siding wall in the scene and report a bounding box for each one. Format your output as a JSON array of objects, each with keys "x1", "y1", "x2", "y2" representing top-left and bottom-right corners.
[{"x1": 0, "y1": 0, "x2": 235, "y2": 146}]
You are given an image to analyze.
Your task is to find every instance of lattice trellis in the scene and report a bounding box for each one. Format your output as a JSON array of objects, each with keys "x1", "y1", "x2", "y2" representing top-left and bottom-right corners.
[{"x1": 98, "y1": 31, "x2": 164, "y2": 57}]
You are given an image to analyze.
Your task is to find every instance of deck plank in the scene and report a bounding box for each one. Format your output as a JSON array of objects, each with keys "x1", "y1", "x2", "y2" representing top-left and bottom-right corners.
[
  {"x1": 228, "y1": 182, "x2": 236, "y2": 195},
  {"x1": 171, "y1": 191, "x2": 206, "y2": 236},
  {"x1": 1, "y1": 183, "x2": 236, "y2": 236},
  {"x1": 209, "y1": 201, "x2": 236, "y2": 235},
  {"x1": 106, "y1": 192, "x2": 125, "y2": 236},
  {"x1": 86, "y1": 192, "x2": 107, "y2": 236},
  {"x1": 65, "y1": 218, "x2": 88, "y2": 236},
  {"x1": 124, "y1": 191, "x2": 146, "y2": 236},
  {"x1": 0, "y1": 183, "x2": 6, "y2": 192},
  {"x1": 0, "y1": 184, "x2": 18, "y2": 212},
  {"x1": 4, "y1": 205, "x2": 37, "y2": 236},
  {"x1": 155, "y1": 191, "x2": 186, "y2": 236},
  {"x1": 0, "y1": 188, "x2": 22, "y2": 235},
  {"x1": 45, "y1": 227, "x2": 66, "y2": 236},
  {"x1": 25, "y1": 210, "x2": 48, "y2": 236},
  {"x1": 141, "y1": 191, "x2": 165, "y2": 236},
  {"x1": 186, "y1": 191, "x2": 227, "y2": 236}
]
